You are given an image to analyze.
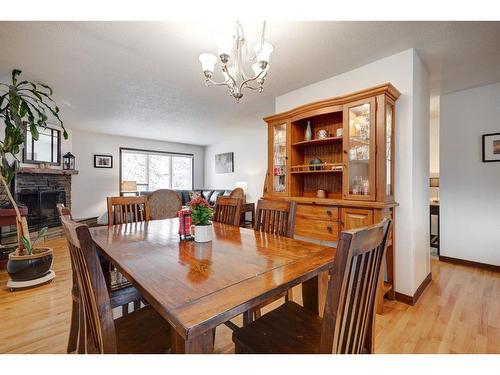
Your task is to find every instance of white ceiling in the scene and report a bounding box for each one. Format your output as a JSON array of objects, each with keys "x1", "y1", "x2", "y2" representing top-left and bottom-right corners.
[{"x1": 1, "y1": 21, "x2": 499, "y2": 145}]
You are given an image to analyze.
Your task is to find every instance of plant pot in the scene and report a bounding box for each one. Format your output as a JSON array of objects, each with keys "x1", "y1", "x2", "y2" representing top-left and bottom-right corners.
[
  {"x1": 193, "y1": 224, "x2": 213, "y2": 243},
  {"x1": 7, "y1": 247, "x2": 53, "y2": 282}
]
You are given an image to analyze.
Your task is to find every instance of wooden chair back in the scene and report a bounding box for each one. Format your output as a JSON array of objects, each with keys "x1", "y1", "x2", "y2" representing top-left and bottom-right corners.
[
  {"x1": 319, "y1": 218, "x2": 391, "y2": 354},
  {"x1": 107, "y1": 196, "x2": 150, "y2": 226},
  {"x1": 254, "y1": 199, "x2": 297, "y2": 238},
  {"x1": 148, "y1": 189, "x2": 182, "y2": 220},
  {"x1": 60, "y1": 215, "x2": 117, "y2": 354},
  {"x1": 57, "y1": 203, "x2": 72, "y2": 218},
  {"x1": 213, "y1": 196, "x2": 243, "y2": 226},
  {"x1": 229, "y1": 187, "x2": 245, "y2": 203}
]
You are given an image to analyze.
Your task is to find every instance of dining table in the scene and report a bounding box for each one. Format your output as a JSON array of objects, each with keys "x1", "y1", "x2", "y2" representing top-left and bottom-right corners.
[{"x1": 89, "y1": 218, "x2": 335, "y2": 353}]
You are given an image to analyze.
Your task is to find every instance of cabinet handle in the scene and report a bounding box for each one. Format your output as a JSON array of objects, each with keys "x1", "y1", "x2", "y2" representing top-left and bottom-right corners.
[
  {"x1": 327, "y1": 225, "x2": 332, "y2": 232},
  {"x1": 326, "y1": 210, "x2": 332, "y2": 216}
]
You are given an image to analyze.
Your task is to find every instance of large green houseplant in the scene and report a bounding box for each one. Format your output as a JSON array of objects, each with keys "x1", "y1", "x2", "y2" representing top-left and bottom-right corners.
[{"x1": 0, "y1": 69, "x2": 67, "y2": 259}]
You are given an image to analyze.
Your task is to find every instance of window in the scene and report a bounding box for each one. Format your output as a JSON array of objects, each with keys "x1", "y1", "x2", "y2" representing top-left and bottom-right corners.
[
  {"x1": 120, "y1": 148, "x2": 193, "y2": 192},
  {"x1": 23, "y1": 125, "x2": 61, "y2": 165}
]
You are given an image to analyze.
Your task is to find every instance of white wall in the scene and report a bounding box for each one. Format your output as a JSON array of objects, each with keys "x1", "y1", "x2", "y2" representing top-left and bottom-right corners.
[
  {"x1": 204, "y1": 126, "x2": 268, "y2": 203},
  {"x1": 276, "y1": 49, "x2": 430, "y2": 296},
  {"x1": 429, "y1": 97, "x2": 440, "y2": 177},
  {"x1": 440, "y1": 82, "x2": 500, "y2": 266},
  {"x1": 71, "y1": 129, "x2": 205, "y2": 219},
  {"x1": 411, "y1": 57, "x2": 431, "y2": 287}
]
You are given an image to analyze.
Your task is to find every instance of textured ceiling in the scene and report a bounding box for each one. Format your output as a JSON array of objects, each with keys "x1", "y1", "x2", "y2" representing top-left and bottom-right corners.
[{"x1": 0, "y1": 21, "x2": 499, "y2": 145}]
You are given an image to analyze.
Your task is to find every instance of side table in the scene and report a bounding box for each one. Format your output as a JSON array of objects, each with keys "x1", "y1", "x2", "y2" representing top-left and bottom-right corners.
[
  {"x1": 240, "y1": 202, "x2": 255, "y2": 228},
  {"x1": 0, "y1": 207, "x2": 29, "y2": 270}
]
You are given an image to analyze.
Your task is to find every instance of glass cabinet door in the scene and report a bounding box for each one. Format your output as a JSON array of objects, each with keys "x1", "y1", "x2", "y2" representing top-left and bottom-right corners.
[
  {"x1": 272, "y1": 123, "x2": 287, "y2": 194},
  {"x1": 344, "y1": 99, "x2": 376, "y2": 200},
  {"x1": 385, "y1": 102, "x2": 394, "y2": 198}
]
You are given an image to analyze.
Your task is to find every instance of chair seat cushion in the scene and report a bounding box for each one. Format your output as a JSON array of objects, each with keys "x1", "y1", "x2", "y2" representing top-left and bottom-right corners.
[
  {"x1": 109, "y1": 285, "x2": 143, "y2": 309},
  {"x1": 233, "y1": 301, "x2": 322, "y2": 354},
  {"x1": 115, "y1": 305, "x2": 171, "y2": 354}
]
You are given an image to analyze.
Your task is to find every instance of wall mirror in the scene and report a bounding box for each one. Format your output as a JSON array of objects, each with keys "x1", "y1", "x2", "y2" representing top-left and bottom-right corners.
[{"x1": 23, "y1": 125, "x2": 61, "y2": 166}]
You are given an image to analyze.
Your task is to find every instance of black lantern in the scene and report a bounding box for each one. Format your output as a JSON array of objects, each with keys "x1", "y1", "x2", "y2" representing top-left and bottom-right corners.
[{"x1": 63, "y1": 152, "x2": 75, "y2": 170}]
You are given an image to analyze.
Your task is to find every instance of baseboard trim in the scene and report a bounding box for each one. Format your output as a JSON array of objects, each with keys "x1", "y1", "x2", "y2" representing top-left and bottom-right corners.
[
  {"x1": 439, "y1": 255, "x2": 500, "y2": 272},
  {"x1": 395, "y1": 272, "x2": 432, "y2": 306}
]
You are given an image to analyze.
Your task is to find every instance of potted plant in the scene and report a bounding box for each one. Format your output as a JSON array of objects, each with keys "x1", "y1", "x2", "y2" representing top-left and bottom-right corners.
[
  {"x1": 0, "y1": 69, "x2": 67, "y2": 285},
  {"x1": 7, "y1": 227, "x2": 51, "y2": 282},
  {"x1": 188, "y1": 197, "x2": 213, "y2": 243}
]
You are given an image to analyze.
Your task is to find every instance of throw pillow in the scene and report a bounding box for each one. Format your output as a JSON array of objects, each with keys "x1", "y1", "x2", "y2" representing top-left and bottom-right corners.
[{"x1": 189, "y1": 191, "x2": 202, "y2": 201}]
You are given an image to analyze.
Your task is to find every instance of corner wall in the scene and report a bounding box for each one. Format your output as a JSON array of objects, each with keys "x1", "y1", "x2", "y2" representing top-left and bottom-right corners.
[
  {"x1": 440, "y1": 82, "x2": 500, "y2": 266},
  {"x1": 204, "y1": 126, "x2": 268, "y2": 203}
]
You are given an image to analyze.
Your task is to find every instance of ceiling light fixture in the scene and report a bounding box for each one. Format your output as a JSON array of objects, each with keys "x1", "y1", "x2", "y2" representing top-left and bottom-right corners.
[{"x1": 198, "y1": 21, "x2": 273, "y2": 103}]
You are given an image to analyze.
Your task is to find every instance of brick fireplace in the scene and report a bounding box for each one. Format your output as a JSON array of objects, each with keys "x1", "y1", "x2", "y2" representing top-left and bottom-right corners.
[{"x1": 0, "y1": 167, "x2": 77, "y2": 234}]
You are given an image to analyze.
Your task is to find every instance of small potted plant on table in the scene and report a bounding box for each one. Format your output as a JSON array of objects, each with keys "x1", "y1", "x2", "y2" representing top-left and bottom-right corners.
[
  {"x1": 188, "y1": 197, "x2": 213, "y2": 243},
  {"x1": 0, "y1": 69, "x2": 68, "y2": 289}
]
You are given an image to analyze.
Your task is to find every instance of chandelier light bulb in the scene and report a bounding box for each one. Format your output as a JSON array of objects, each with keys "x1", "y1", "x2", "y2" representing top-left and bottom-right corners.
[
  {"x1": 254, "y1": 42, "x2": 274, "y2": 64},
  {"x1": 251, "y1": 63, "x2": 261, "y2": 76},
  {"x1": 217, "y1": 36, "x2": 234, "y2": 62},
  {"x1": 199, "y1": 53, "x2": 217, "y2": 77}
]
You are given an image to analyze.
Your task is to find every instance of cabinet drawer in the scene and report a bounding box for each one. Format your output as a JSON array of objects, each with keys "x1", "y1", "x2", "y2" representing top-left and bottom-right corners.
[
  {"x1": 295, "y1": 218, "x2": 339, "y2": 242},
  {"x1": 341, "y1": 208, "x2": 373, "y2": 231},
  {"x1": 296, "y1": 204, "x2": 339, "y2": 221}
]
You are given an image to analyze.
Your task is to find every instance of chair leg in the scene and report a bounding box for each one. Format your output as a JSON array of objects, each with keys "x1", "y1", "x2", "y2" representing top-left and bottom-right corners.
[
  {"x1": 254, "y1": 309, "x2": 261, "y2": 319},
  {"x1": 77, "y1": 304, "x2": 85, "y2": 353},
  {"x1": 243, "y1": 310, "x2": 254, "y2": 326},
  {"x1": 67, "y1": 300, "x2": 79, "y2": 353},
  {"x1": 376, "y1": 267, "x2": 385, "y2": 315},
  {"x1": 133, "y1": 300, "x2": 141, "y2": 311}
]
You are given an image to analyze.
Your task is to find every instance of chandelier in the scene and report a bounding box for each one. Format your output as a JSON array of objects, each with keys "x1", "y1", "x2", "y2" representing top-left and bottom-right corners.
[{"x1": 198, "y1": 21, "x2": 273, "y2": 103}]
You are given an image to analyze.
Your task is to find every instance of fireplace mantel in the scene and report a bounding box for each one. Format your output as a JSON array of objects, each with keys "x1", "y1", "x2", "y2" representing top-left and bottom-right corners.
[{"x1": 16, "y1": 167, "x2": 79, "y2": 175}]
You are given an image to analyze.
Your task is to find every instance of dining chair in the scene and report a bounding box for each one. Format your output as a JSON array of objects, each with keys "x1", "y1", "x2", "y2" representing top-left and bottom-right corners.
[
  {"x1": 60, "y1": 215, "x2": 171, "y2": 354},
  {"x1": 58, "y1": 205, "x2": 144, "y2": 353},
  {"x1": 254, "y1": 199, "x2": 297, "y2": 238},
  {"x1": 213, "y1": 196, "x2": 243, "y2": 226},
  {"x1": 229, "y1": 187, "x2": 245, "y2": 203},
  {"x1": 243, "y1": 199, "x2": 298, "y2": 324},
  {"x1": 148, "y1": 189, "x2": 182, "y2": 220},
  {"x1": 107, "y1": 196, "x2": 150, "y2": 225},
  {"x1": 56, "y1": 203, "x2": 72, "y2": 218},
  {"x1": 232, "y1": 218, "x2": 392, "y2": 354}
]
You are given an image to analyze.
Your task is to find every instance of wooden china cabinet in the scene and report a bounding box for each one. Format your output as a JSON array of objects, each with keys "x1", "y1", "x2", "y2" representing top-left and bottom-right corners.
[{"x1": 263, "y1": 83, "x2": 400, "y2": 310}]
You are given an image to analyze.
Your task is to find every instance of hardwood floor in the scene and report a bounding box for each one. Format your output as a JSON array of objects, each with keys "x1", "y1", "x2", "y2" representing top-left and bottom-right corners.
[{"x1": 0, "y1": 237, "x2": 499, "y2": 354}]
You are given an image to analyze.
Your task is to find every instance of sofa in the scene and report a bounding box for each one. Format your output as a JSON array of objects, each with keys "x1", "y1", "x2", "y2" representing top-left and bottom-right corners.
[{"x1": 140, "y1": 189, "x2": 233, "y2": 206}]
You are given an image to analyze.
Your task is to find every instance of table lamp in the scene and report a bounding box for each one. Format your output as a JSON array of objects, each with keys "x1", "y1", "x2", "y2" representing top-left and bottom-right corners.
[{"x1": 121, "y1": 180, "x2": 138, "y2": 192}]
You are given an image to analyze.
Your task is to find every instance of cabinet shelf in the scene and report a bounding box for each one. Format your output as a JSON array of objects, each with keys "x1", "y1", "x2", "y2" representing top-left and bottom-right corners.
[
  {"x1": 291, "y1": 163, "x2": 344, "y2": 174},
  {"x1": 292, "y1": 137, "x2": 343, "y2": 147},
  {"x1": 291, "y1": 170, "x2": 343, "y2": 175}
]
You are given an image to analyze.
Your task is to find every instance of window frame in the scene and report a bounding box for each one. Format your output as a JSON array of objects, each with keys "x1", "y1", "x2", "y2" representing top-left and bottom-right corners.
[{"x1": 119, "y1": 147, "x2": 194, "y2": 192}]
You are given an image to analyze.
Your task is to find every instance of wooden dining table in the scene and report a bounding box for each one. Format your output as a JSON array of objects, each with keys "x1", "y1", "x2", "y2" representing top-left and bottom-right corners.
[{"x1": 89, "y1": 218, "x2": 335, "y2": 353}]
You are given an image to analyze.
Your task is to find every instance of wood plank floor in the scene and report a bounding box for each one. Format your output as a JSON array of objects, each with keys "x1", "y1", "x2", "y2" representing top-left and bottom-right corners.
[{"x1": 0, "y1": 237, "x2": 499, "y2": 354}]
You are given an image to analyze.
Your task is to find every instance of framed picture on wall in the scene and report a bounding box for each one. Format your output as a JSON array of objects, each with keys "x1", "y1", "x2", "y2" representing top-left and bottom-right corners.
[
  {"x1": 215, "y1": 152, "x2": 234, "y2": 174},
  {"x1": 94, "y1": 154, "x2": 113, "y2": 168},
  {"x1": 482, "y1": 133, "x2": 500, "y2": 162}
]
